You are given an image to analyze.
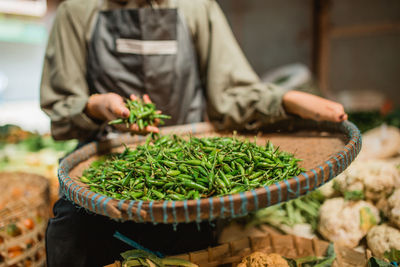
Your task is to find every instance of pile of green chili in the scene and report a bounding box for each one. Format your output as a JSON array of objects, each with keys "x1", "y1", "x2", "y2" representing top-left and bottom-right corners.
[
  {"x1": 80, "y1": 134, "x2": 305, "y2": 201},
  {"x1": 108, "y1": 99, "x2": 171, "y2": 130}
]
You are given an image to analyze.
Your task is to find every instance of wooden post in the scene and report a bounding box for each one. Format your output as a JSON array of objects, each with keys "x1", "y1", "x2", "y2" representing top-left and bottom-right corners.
[{"x1": 314, "y1": 0, "x2": 331, "y2": 97}]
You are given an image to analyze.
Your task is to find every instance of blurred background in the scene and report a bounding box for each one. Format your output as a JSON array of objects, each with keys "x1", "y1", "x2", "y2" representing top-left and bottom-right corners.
[
  {"x1": 220, "y1": 0, "x2": 400, "y2": 106},
  {"x1": 0, "y1": 0, "x2": 399, "y2": 133}
]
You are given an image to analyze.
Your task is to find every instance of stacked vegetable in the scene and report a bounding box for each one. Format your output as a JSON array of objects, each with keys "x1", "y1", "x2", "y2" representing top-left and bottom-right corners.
[
  {"x1": 109, "y1": 99, "x2": 170, "y2": 130},
  {"x1": 80, "y1": 134, "x2": 305, "y2": 201},
  {"x1": 120, "y1": 250, "x2": 197, "y2": 267},
  {"x1": 248, "y1": 190, "x2": 325, "y2": 236}
]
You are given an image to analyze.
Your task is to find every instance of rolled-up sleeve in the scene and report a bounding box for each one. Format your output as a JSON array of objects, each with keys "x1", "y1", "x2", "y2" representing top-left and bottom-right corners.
[
  {"x1": 191, "y1": 0, "x2": 288, "y2": 129},
  {"x1": 40, "y1": 3, "x2": 101, "y2": 141}
]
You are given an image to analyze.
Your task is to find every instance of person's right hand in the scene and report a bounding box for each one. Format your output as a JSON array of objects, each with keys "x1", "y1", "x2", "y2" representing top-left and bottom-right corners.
[{"x1": 85, "y1": 93, "x2": 159, "y2": 134}]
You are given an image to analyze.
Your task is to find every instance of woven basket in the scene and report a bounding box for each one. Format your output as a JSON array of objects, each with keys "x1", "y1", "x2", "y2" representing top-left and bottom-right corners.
[
  {"x1": 0, "y1": 172, "x2": 50, "y2": 267},
  {"x1": 171, "y1": 233, "x2": 368, "y2": 267},
  {"x1": 105, "y1": 232, "x2": 368, "y2": 267},
  {"x1": 58, "y1": 119, "x2": 361, "y2": 223}
]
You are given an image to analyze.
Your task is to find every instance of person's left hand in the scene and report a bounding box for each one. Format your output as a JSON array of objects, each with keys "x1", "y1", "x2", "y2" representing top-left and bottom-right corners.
[{"x1": 282, "y1": 91, "x2": 348, "y2": 122}]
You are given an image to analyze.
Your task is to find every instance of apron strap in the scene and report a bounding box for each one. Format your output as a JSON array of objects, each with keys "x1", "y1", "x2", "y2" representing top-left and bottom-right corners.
[{"x1": 113, "y1": 231, "x2": 165, "y2": 258}]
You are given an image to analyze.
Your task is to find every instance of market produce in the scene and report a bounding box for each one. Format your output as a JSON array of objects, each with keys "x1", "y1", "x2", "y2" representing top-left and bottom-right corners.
[
  {"x1": 318, "y1": 181, "x2": 339, "y2": 199},
  {"x1": 368, "y1": 257, "x2": 398, "y2": 267},
  {"x1": 333, "y1": 160, "x2": 400, "y2": 202},
  {"x1": 383, "y1": 249, "x2": 400, "y2": 264},
  {"x1": 108, "y1": 99, "x2": 171, "y2": 130},
  {"x1": 0, "y1": 124, "x2": 77, "y2": 153},
  {"x1": 347, "y1": 110, "x2": 385, "y2": 133},
  {"x1": 5, "y1": 223, "x2": 21, "y2": 237},
  {"x1": 120, "y1": 249, "x2": 198, "y2": 267},
  {"x1": 358, "y1": 125, "x2": 400, "y2": 160},
  {"x1": 318, "y1": 197, "x2": 379, "y2": 248},
  {"x1": 367, "y1": 224, "x2": 400, "y2": 259},
  {"x1": 0, "y1": 124, "x2": 77, "y2": 178},
  {"x1": 0, "y1": 124, "x2": 33, "y2": 144},
  {"x1": 387, "y1": 188, "x2": 400, "y2": 229},
  {"x1": 237, "y1": 244, "x2": 336, "y2": 267},
  {"x1": 0, "y1": 173, "x2": 48, "y2": 266},
  {"x1": 80, "y1": 134, "x2": 305, "y2": 201},
  {"x1": 23, "y1": 218, "x2": 35, "y2": 230},
  {"x1": 347, "y1": 108, "x2": 400, "y2": 133},
  {"x1": 237, "y1": 252, "x2": 289, "y2": 267},
  {"x1": 248, "y1": 190, "x2": 324, "y2": 238}
]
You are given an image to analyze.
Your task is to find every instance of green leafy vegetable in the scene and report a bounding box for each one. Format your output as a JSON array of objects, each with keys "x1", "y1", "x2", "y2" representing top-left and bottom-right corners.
[
  {"x1": 384, "y1": 249, "x2": 400, "y2": 263},
  {"x1": 368, "y1": 257, "x2": 393, "y2": 267},
  {"x1": 347, "y1": 107, "x2": 400, "y2": 133},
  {"x1": 121, "y1": 249, "x2": 197, "y2": 267},
  {"x1": 284, "y1": 243, "x2": 336, "y2": 267},
  {"x1": 344, "y1": 190, "x2": 365, "y2": 201},
  {"x1": 249, "y1": 190, "x2": 324, "y2": 231},
  {"x1": 360, "y1": 207, "x2": 377, "y2": 232}
]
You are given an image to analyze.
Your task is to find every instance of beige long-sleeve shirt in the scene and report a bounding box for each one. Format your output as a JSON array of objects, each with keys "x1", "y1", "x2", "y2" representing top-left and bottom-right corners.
[{"x1": 40, "y1": 0, "x2": 287, "y2": 141}]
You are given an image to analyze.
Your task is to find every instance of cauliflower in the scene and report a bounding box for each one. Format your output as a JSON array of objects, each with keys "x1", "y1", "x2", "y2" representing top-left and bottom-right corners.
[
  {"x1": 318, "y1": 198, "x2": 380, "y2": 248},
  {"x1": 358, "y1": 125, "x2": 400, "y2": 160},
  {"x1": 375, "y1": 197, "x2": 390, "y2": 217},
  {"x1": 388, "y1": 188, "x2": 400, "y2": 229},
  {"x1": 333, "y1": 160, "x2": 400, "y2": 202},
  {"x1": 318, "y1": 180, "x2": 339, "y2": 198},
  {"x1": 367, "y1": 224, "x2": 400, "y2": 258},
  {"x1": 237, "y1": 252, "x2": 289, "y2": 267}
]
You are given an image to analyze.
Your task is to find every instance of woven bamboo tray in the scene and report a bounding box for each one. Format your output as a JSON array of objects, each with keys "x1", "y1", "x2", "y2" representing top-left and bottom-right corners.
[
  {"x1": 0, "y1": 172, "x2": 50, "y2": 267},
  {"x1": 59, "y1": 119, "x2": 361, "y2": 223},
  {"x1": 173, "y1": 233, "x2": 368, "y2": 267},
  {"x1": 105, "y1": 233, "x2": 368, "y2": 267}
]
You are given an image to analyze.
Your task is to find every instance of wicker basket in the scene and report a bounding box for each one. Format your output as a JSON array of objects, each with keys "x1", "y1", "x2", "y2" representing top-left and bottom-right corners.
[
  {"x1": 105, "y1": 232, "x2": 368, "y2": 267},
  {"x1": 0, "y1": 172, "x2": 50, "y2": 267},
  {"x1": 59, "y1": 119, "x2": 361, "y2": 223},
  {"x1": 171, "y1": 233, "x2": 368, "y2": 267}
]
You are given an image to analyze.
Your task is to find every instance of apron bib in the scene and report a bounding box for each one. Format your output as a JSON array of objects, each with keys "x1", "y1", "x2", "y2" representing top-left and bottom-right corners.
[{"x1": 86, "y1": 4, "x2": 204, "y2": 125}]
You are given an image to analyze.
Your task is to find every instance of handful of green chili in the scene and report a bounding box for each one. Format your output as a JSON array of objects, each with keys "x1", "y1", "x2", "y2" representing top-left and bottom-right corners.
[
  {"x1": 108, "y1": 98, "x2": 171, "y2": 130},
  {"x1": 80, "y1": 134, "x2": 305, "y2": 201}
]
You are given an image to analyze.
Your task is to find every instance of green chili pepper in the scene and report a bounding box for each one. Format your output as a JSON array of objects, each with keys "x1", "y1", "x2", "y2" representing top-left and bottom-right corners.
[
  {"x1": 177, "y1": 174, "x2": 193, "y2": 180},
  {"x1": 131, "y1": 191, "x2": 144, "y2": 199},
  {"x1": 151, "y1": 189, "x2": 165, "y2": 199},
  {"x1": 80, "y1": 134, "x2": 304, "y2": 201},
  {"x1": 108, "y1": 118, "x2": 124, "y2": 125},
  {"x1": 183, "y1": 180, "x2": 208, "y2": 191},
  {"x1": 219, "y1": 170, "x2": 231, "y2": 188},
  {"x1": 80, "y1": 176, "x2": 90, "y2": 184},
  {"x1": 108, "y1": 98, "x2": 170, "y2": 128},
  {"x1": 167, "y1": 170, "x2": 181, "y2": 176},
  {"x1": 185, "y1": 159, "x2": 203, "y2": 166}
]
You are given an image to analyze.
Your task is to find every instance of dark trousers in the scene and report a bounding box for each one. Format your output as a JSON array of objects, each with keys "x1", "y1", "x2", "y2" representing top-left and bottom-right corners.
[{"x1": 46, "y1": 197, "x2": 220, "y2": 267}]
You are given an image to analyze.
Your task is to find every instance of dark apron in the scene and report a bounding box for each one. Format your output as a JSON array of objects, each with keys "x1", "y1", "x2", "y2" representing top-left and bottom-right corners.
[
  {"x1": 46, "y1": 4, "x2": 218, "y2": 267},
  {"x1": 86, "y1": 4, "x2": 204, "y2": 125}
]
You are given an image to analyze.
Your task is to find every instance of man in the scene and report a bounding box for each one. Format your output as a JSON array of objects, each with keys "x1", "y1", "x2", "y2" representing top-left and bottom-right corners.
[{"x1": 40, "y1": 0, "x2": 346, "y2": 265}]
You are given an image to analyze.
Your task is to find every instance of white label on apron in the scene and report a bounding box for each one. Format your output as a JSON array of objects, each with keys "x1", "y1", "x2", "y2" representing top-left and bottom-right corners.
[{"x1": 116, "y1": 39, "x2": 177, "y2": 55}]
